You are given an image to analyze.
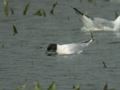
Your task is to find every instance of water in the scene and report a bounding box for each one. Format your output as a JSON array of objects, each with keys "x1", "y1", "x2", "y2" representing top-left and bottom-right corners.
[{"x1": 0, "y1": 0, "x2": 120, "y2": 90}]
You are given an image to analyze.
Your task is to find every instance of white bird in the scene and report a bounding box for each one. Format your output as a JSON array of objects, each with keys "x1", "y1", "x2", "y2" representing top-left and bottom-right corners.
[
  {"x1": 46, "y1": 33, "x2": 94, "y2": 56},
  {"x1": 110, "y1": 0, "x2": 120, "y2": 3},
  {"x1": 73, "y1": 8, "x2": 120, "y2": 33}
]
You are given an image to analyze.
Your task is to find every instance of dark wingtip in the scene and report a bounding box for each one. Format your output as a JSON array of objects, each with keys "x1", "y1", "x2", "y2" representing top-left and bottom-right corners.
[
  {"x1": 72, "y1": 7, "x2": 90, "y2": 18},
  {"x1": 72, "y1": 7, "x2": 84, "y2": 16},
  {"x1": 90, "y1": 32, "x2": 94, "y2": 41}
]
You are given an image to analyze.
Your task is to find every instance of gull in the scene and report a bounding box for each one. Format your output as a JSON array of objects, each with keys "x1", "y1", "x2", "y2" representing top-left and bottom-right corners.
[
  {"x1": 46, "y1": 33, "x2": 94, "y2": 56},
  {"x1": 73, "y1": 8, "x2": 120, "y2": 33}
]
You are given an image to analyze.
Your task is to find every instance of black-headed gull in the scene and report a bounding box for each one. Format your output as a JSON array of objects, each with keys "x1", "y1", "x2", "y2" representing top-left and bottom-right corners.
[
  {"x1": 73, "y1": 8, "x2": 120, "y2": 32},
  {"x1": 46, "y1": 33, "x2": 94, "y2": 56}
]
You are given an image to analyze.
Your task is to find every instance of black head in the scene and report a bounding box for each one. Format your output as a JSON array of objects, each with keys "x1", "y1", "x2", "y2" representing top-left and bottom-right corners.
[
  {"x1": 46, "y1": 43, "x2": 57, "y2": 56},
  {"x1": 47, "y1": 43, "x2": 57, "y2": 51}
]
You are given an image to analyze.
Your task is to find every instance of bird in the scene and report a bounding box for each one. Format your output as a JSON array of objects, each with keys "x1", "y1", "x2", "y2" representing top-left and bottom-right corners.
[
  {"x1": 46, "y1": 32, "x2": 94, "y2": 56},
  {"x1": 73, "y1": 8, "x2": 120, "y2": 33}
]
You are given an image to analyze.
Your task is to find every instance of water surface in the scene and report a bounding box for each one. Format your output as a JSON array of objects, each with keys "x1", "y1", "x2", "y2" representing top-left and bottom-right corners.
[{"x1": 0, "y1": 0, "x2": 120, "y2": 90}]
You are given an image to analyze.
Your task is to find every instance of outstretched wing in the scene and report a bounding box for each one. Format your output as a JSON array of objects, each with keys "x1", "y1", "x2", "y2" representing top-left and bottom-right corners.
[{"x1": 93, "y1": 17, "x2": 114, "y2": 30}]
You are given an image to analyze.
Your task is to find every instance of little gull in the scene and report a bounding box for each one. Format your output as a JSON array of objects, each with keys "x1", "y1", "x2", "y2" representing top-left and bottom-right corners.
[
  {"x1": 46, "y1": 33, "x2": 94, "y2": 56},
  {"x1": 73, "y1": 8, "x2": 120, "y2": 33}
]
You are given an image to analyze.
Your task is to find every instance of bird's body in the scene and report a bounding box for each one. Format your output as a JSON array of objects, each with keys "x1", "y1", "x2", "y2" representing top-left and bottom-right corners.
[
  {"x1": 81, "y1": 16, "x2": 114, "y2": 32},
  {"x1": 73, "y1": 8, "x2": 120, "y2": 32},
  {"x1": 46, "y1": 33, "x2": 93, "y2": 55},
  {"x1": 56, "y1": 43, "x2": 83, "y2": 55}
]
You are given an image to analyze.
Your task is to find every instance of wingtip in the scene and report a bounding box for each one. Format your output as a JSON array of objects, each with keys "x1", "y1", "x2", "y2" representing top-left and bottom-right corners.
[
  {"x1": 72, "y1": 7, "x2": 84, "y2": 16},
  {"x1": 90, "y1": 32, "x2": 94, "y2": 41},
  {"x1": 72, "y1": 7, "x2": 91, "y2": 18}
]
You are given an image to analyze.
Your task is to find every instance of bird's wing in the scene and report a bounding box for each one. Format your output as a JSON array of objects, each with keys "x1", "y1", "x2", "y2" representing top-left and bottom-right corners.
[
  {"x1": 82, "y1": 15, "x2": 94, "y2": 28},
  {"x1": 93, "y1": 17, "x2": 114, "y2": 29},
  {"x1": 65, "y1": 42, "x2": 88, "y2": 51}
]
